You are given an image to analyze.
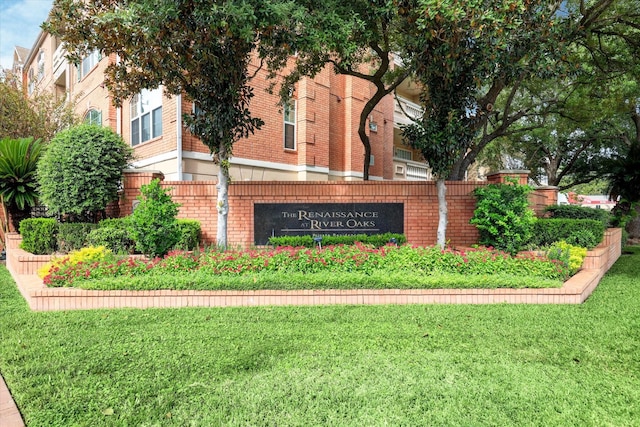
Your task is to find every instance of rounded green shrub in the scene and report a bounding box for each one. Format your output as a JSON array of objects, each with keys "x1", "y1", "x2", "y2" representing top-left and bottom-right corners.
[
  {"x1": 36, "y1": 124, "x2": 133, "y2": 221},
  {"x1": 531, "y1": 219, "x2": 604, "y2": 248},
  {"x1": 87, "y1": 227, "x2": 134, "y2": 254},
  {"x1": 56, "y1": 222, "x2": 98, "y2": 253},
  {"x1": 545, "y1": 205, "x2": 611, "y2": 226}
]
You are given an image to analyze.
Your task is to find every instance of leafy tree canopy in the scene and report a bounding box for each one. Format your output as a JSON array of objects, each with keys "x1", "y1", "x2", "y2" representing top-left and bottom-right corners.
[
  {"x1": 0, "y1": 79, "x2": 78, "y2": 143},
  {"x1": 476, "y1": 0, "x2": 640, "y2": 189},
  {"x1": 45, "y1": 0, "x2": 303, "y2": 246},
  {"x1": 398, "y1": 0, "x2": 569, "y2": 178},
  {"x1": 282, "y1": 0, "x2": 411, "y2": 179}
]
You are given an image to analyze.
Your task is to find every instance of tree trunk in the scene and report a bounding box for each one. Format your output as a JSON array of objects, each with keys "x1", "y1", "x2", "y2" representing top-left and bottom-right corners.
[
  {"x1": 216, "y1": 142, "x2": 229, "y2": 249},
  {"x1": 357, "y1": 82, "x2": 389, "y2": 181},
  {"x1": 436, "y1": 179, "x2": 448, "y2": 248},
  {"x1": 362, "y1": 133, "x2": 372, "y2": 180}
]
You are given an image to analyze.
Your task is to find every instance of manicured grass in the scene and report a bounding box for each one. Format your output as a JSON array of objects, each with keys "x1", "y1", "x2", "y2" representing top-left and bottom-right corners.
[{"x1": 1, "y1": 248, "x2": 640, "y2": 426}]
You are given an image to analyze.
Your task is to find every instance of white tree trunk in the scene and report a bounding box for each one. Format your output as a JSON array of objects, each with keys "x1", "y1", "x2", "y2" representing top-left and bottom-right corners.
[
  {"x1": 436, "y1": 178, "x2": 448, "y2": 248},
  {"x1": 216, "y1": 142, "x2": 229, "y2": 249}
]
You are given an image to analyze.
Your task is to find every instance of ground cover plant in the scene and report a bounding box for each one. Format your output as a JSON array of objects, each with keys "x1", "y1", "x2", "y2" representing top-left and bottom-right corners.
[
  {"x1": 38, "y1": 243, "x2": 572, "y2": 290},
  {"x1": 0, "y1": 247, "x2": 639, "y2": 426}
]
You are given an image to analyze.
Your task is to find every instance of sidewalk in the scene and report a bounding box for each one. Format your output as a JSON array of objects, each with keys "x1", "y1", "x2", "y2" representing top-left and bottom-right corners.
[{"x1": 0, "y1": 374, "x2": 24, "y2": 427}]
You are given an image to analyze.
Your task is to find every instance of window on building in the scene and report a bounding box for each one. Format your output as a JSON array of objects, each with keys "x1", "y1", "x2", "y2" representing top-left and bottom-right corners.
[
  {"x1": 28, "y1": 68, "x2": 35, "y2": 95},
  {"x1": 283, "y1": 100, "x2": 296, "y2": 150},
  {"x1": 130, "y1": 87, "x2": 163, "y2": 146},
  {"x1": 394, "y1": 147, "x2": 412, "y2": 161},
  {"x1": 84, "y1": 109, "x2": 102, "y2": 126},
  {"x1": 37, "y1": 51, "x2": 45, "y2": 81},
  {"x1": 78, "y1": 50, "x2": 100, "y2": 80}
]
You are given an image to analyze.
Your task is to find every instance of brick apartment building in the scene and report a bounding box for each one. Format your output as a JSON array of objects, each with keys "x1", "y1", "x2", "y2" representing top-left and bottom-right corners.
[{"x1": 13, "y1": 17, "x2": 463, "y2": 184}]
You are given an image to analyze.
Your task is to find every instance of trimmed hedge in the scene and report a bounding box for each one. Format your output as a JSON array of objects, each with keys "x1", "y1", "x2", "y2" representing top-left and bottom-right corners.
[
  {"x1": 531, "y1": 218, "x2": 605, "y2": 249},
  {"x1": 268, "y1": 233, "x2": 406, "y2": 248},
  {"x1": 545, "y1": 205, "x2": 611, "y2": 226},
  {"x1": 19, "y1": 218, "x2": 58, "y2": 255},
  {"x1": 18, "y1": 215, "x2": 202, "y2": 255},
  {"x1": 57, "y1": 222, "x2": 98, "y2": 253},
  {"x1": 175, "y1": 219, "x2": 201, "y2": 250},
  {"x1": 87, "y1": 218, "x2": 135, "y2": 254}
]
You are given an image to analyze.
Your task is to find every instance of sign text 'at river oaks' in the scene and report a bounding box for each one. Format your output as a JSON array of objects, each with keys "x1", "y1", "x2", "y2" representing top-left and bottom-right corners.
[{"x1": 254, "y1": 203, "x2": 404, "y2": 244}]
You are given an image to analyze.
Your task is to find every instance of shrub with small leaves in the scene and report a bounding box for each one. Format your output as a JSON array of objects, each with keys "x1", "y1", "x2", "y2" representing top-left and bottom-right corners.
[
  {"x1": 36, "y1": 124, "x2": 133, "y2": 221},
  {"x1": 545, "y1": 205, "x2": 611, "y2": 226},
  {"x1": 470, "y1": 180, "x2": 536, "y2": 255},
  {"x1": 531, "y1": 219, "x2": 604, "y2": 248},
  {"x1": 87, "y1": 228, "x2": 133, "y2": 254},
  {"x1": 86, "y1": 217, "x2": 135, "y2": 254},
  {"x1": 268, "y1": 233, "x2": 406, "y2": 248},
  {"x1": 57, "y1": 222, "x2": 98, "y2": 253},
  {"x1": 19, "y1": 218, "x2": 58, "y2": 254},
  {"x1": 565, "y1": 229, "x2": 599, "y2": 249},
  {"x1": 129, "y1": 179, "x2": 181, "y2": 258},
  {"x1": 174, "y1": 219, "x2": 201, "y2": 250}
]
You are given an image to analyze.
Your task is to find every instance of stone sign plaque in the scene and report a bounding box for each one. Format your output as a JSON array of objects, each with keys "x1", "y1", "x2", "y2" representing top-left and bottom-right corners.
[{"x1": 254, "y1": 203, "x2": 404, "y2": 245}]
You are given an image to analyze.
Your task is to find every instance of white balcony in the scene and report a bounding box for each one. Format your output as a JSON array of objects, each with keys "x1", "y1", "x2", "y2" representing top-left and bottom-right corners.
[
  {"x1": 393, "y1": 159, "x2": 432, "y2": 181},
  {"x1": 53, "y1": 43, "x2": 67, "y2": 81},
  {"x1": 392, "y1": 52, "x2": 405, "y2": 68},
  {"x1": 394, "y1": 96, "x2": 423, "y2": 127}
]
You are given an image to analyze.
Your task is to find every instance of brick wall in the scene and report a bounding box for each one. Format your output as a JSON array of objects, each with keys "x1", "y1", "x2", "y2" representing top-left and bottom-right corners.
[
  {"x1": 0, "y1": 171, "x2": 555, "y2": 251},
  {"x1": 117, "y1": 171, "x2": 556, "y2": 248}
]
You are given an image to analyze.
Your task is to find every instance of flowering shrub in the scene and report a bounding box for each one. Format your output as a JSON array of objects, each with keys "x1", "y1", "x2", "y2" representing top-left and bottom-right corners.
[
  {"x1": 41, "y1": 243, "x2": 573, "y2": 288},
  {"x1": 546, "y1": 241, "x2": 587, "y2": 275},
  {"x1": 39, "y1": 246, "x2": 114, "y2": 283}
]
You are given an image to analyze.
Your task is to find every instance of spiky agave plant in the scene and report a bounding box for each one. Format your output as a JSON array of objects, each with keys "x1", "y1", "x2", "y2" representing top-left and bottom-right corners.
[{"x1": 0, "y1": 137, "x2": 43, "y2": 231}]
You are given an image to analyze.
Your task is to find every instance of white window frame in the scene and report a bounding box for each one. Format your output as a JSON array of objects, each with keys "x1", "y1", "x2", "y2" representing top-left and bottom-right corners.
[
  {"x1": 37, "y1": 51, "x2": 45, "y2": 81},
  {"x1": 394, "y1": 147, "x2": 412, "y2": 161},
  {"x1": 78, "y1": 50, "x2": 101, "y2": 80},
  {"x1": 130, "y1": 87, "x2": 163, "y2": 146},
  {"x1": 84, "y1": 109, "x2": 102, "y2": 126},
  {"x1": 283, "y1": 100, "x2": 296, "y2": 150},
  {"x1": 28, "y1": 68, "x2": 35, "y2": 95}
]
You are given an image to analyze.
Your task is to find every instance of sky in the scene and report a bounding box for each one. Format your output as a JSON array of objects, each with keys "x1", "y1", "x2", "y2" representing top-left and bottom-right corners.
[{"x1": 0, "y1": 0, "x2": 53, "y2": 70}]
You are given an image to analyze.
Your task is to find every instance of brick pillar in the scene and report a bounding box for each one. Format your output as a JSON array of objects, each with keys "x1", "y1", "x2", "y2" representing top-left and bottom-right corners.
[
  {"x1": 486, "y1": 170, "x2": 530, "y2": 185},
  {"x1": 534, "y1": 186, "x2": 559, "y2": 207}
]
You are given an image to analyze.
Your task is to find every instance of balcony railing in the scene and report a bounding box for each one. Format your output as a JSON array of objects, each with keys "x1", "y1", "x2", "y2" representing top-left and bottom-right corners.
[
  {"x1": 394, "y1": 96, "x2": 423, "y2": 127},
  {"x1": 53, "y1": 43, "x2": 67, "y2": 80},
  {"x1": 393, "y1": 159, "x2": 432, "y2": 181}
]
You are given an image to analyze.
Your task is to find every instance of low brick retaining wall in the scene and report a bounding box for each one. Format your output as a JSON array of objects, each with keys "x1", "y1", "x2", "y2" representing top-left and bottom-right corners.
[{"x1": 4, "y1": 229, "x2": 622, "y2": 311}]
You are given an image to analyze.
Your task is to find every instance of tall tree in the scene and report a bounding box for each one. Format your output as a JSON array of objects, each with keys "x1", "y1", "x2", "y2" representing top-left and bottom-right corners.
[
  {"x1": 475, "y1": 0, "x2": 640, "y2": 189},
  {"x1": 398, "y1": 0, "x2": 566, "y2": 247},
  {"x1": 605, "y1": 106, "x2": 640, "y2": 203},
  {"x1": 0, "y1": 79, "x2": 78, "y2": 142},
  {"x1": 280, "y1": 0, "x2": 411, "y2": 179},
  {"x1": 449, "y1": 0, "x2": 640, "y2": 180},
  {"x1": 45, "y1": 0, "x2": 300, "y2": 247}
]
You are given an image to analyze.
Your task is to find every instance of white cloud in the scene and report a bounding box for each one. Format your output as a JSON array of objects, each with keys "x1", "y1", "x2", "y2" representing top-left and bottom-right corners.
[{"x1": 0, "y1": 0, "x2": 53, "y2": 69}]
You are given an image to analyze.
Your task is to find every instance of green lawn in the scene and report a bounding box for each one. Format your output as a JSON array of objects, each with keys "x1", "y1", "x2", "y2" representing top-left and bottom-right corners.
[{"x1": 1, "y1": 247, "x2": 639, "y2": 426}]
